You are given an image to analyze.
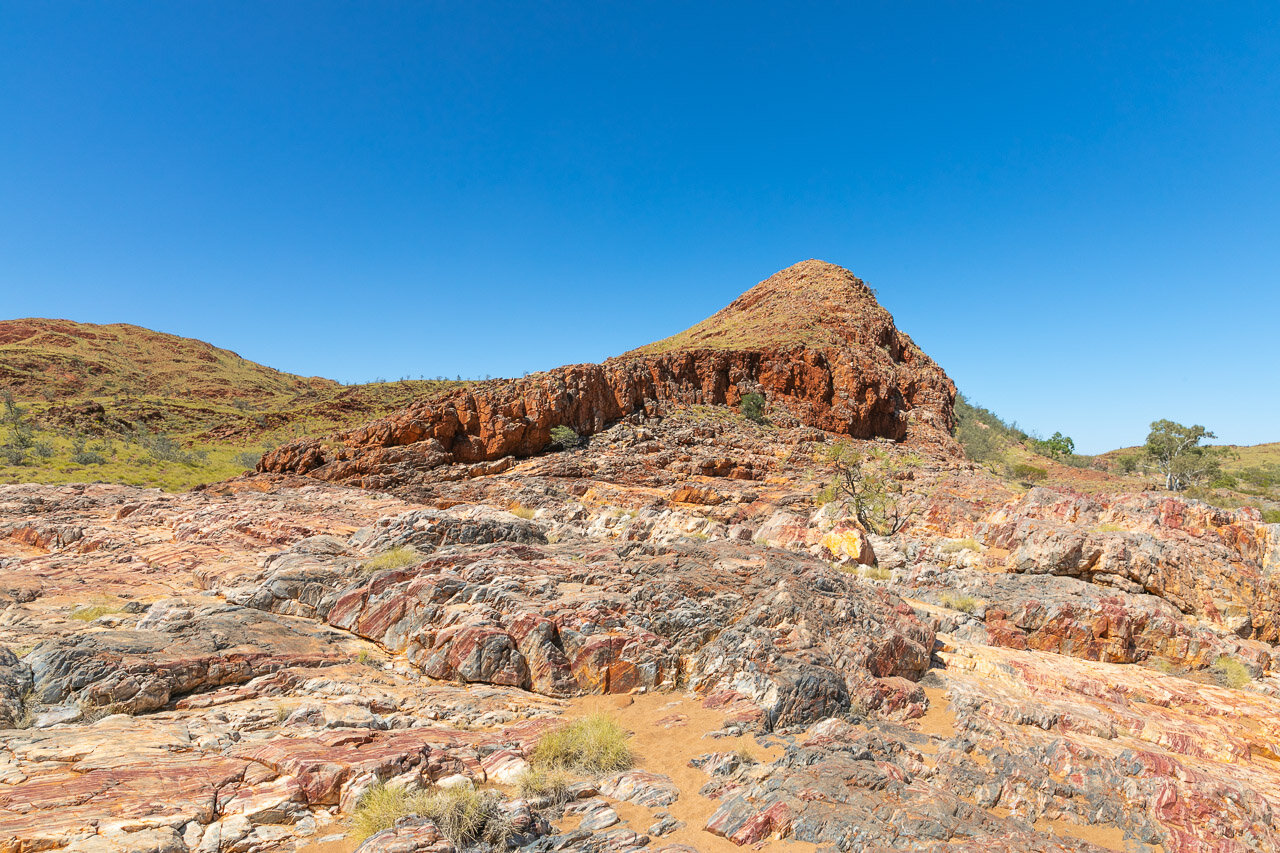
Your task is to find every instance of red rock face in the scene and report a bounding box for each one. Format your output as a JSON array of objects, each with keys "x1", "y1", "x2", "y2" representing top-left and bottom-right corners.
[{"x1": 259, "y1": 262, "x2": 957, "y2": 492}]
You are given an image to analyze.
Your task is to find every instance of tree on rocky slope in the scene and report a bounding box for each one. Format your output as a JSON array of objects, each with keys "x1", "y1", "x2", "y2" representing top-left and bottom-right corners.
[
  {"x1": 1144, "y1": 419, "x2": 1225, "y2": 491},
  {"x1": 1033, "y1": 431, "x2": 1075, "y2": 458},
  {"x1": 822, "y1": 443, "x2": 920, "y2": 536},
  {"x1": 1, "y1": 391, "x2": 36, "y2": 464}
]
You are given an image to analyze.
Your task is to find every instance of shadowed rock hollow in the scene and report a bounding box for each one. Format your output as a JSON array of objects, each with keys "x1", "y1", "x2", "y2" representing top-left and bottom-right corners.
[{"x1": 259, "y1": 260, "x2": 957, "y2": 493}]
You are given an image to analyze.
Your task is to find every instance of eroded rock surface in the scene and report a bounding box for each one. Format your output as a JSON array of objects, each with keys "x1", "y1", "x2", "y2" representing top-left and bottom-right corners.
[{"x1": 4, "y1": 264, "x2": 1280, "y2": 851}]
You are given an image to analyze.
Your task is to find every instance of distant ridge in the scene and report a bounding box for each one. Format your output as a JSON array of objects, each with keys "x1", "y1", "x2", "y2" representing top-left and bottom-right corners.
[{"x1": 0, "y1": 318, "x2": 334, "y2": 401}]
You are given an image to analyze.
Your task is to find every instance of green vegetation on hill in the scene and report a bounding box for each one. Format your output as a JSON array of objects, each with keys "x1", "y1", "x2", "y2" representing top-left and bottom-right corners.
[
  {"x1": 1, "y1": 319, "x2": 468, "y2": 491},
  {"x1": 953, "y1": 393, "x2": 1099, "y2": 486},
  {"x1": 955, "y1": 399, "x2": 1279, "y2": 517},
  {"x1": 953, "y1": 393, "x2": 1027, "y2": 464},
  {"x1": 0, "y1": 380, "x2": 465, "y2": 490},
  {"x1": 0, "y1": 318, "x2": 334, "y2": 402}
]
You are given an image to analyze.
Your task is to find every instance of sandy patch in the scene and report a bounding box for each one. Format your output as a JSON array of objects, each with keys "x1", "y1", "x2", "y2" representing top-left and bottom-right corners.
[{"x1": 566, "y1": 692, "x2": 817, "y2": 851}]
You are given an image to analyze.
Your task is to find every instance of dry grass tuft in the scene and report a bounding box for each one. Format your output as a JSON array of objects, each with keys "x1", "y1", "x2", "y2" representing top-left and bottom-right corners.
[
  {"x1": 352, "y1": 783, "x2": 511, "y2": 846},
  {"x1": 938, "y1": 592, "x2": 982, "y2": 614},
  {"x1": 69, "y1": 601, "x2": 125, "y2": 622},
  {"x1": 939, "y1": 537, "x2": 981, "y2": 553},
  {"x1": 1212, "y1": 655, "x2": 1252, "y2": 689},
  {"x1": 362, "y1": 547, "x2": 421, "y2": 573},
  {"x1": 508, "y1": 503, "x2": 537, "y2": 520},
  {"x1": 531, "y1": 713, "x2": 633, "y2": 774},
  {"x1": 516, "y1": 766, "x2": 573, "y2": 804}
]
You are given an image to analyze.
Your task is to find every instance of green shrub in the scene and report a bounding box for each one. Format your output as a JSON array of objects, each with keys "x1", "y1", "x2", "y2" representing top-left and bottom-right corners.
[
  {"x1": 232, "y1": 449, "x2": 264, "y2": 469},
  {"x1": 1031, "y1": 431, "x2": 1074, "y2": 458},
  {"x1": 531, "y1": 713, "x2": 633, "y2": 773},
  {"x1": 1008, "y1": 463, "x2": 1048, "y2": 484},
  {"x1": 1239, "y1": 464, "x2": 1280, "y2": 490},
  {"x1": 953, "y1": 394, "x2": 1025, "y2": 464},
  {"x1": 139, "y1": 431, "x2": 207, "y2": 465},
  {"x1": 1262, "y1": 509, "x2": 1280, "y2": 524},
  {"x1": 1211, "y1": 655, "x2": 1252, "y2": 689},
  {"x1": 362, "y1": 547, "x2": 422, "y2": 573},
  {"x1": 550, "y1": 425, "x2": 583, "y2": 449},
  {"x1": 819, "y1": 444, "x2": 919, "y2": 536},
  {"x1": 739, "y1": 393, "x2": 767, "y2": 424},
  {"x1": 1115, "y1": 453, "x2": 1143, "y2": 474}
]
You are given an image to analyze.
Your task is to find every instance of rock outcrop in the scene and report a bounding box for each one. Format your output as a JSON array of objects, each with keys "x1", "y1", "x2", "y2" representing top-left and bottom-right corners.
[
  {"x1": 5, "y1": 401, "x2": 1280, "y2": 852},
  {"x1": 6, "y1": 261, "x2": 1280, "y2": 853},
  {"x1": 259, "y1": 261, "x2": 957, "y2": 493}
]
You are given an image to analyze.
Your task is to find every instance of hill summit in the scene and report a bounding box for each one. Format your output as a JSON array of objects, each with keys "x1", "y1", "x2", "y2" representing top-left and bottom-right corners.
[
  {"x1": 633, "y1": 259, "x2": 897, "y2": 355},
  {"x1": 260, "y1": 260, "x2": 957, "y2": 494}
]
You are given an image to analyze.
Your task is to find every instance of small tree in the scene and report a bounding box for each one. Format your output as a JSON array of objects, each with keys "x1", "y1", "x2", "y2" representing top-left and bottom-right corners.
[
  {"x1": 1, "y1": 391, "x2": 36, "y2": 464},
  {"x1": 823, "y1": 444, "x2": 919, "y2": 536},
  {"x1": 1033, "y1": 431, "x2": 1074, "y2": 458},
  {"x1": 739, "y1": 393, "x2": 767, "y2": 424},
  {"x1": 1115, "y1": 453, "x2": 1142, "y2": 474},
  {"x1": 550, "y1": 425, "x2": 583, "y2": 450},
  {"x1": 1143, "y1": 419, "x2": 1224, "y2": 491}
]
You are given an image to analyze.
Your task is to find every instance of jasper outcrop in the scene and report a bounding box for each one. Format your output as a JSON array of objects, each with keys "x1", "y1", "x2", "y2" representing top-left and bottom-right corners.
[{"x1": 259, "y1": 261, "x2": 957, "y2": 493}]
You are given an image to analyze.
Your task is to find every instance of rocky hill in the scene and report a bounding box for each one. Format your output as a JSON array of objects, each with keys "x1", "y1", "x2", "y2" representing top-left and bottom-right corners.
[
  {"x1": 0, "y1": 320, "x2": 467, "y2": 491},
  {"x1": 3, "y1": 261, "x2": 1280, "y2": 853},
  {"x1": 260, "y1": 260, "x2": 958, "y2": 494}
]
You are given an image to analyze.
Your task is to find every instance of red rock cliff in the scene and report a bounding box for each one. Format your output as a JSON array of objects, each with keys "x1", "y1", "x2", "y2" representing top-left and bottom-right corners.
[{"x1": 259, "y1": 260, "x2": 957, "y2": 490}]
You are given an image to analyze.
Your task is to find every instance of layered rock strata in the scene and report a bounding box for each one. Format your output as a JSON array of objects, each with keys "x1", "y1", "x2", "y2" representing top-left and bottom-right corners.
[{"x1": 259, "y1": 261, "x2": 957, "y2": 493}]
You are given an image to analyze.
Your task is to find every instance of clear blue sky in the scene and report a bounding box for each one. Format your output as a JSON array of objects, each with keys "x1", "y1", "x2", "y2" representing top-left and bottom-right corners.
[{"x1": 3, "y1": 2, "x2": 1277, "y2": 453}]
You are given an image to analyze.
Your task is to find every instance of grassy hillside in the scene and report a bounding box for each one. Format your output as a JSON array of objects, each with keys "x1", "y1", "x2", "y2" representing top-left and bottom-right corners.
[
  {"x1": 629, "y1": 260, "x2": 897, "y2": 355},
  {"x1": 1, "y1": 319, "x2": 466, "y2": 490},
  {"x1": 954, "y1": 400, "x2": 1279, "y2": 517},
  {"x1": 0, "y1": 318, "x2": 336, "y2": 401}
]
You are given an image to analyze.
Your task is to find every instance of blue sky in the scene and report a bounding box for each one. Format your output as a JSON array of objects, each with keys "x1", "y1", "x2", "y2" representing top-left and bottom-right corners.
[{"x1": 3, "y1": 2, "x2": 1277, "y2": 453}]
